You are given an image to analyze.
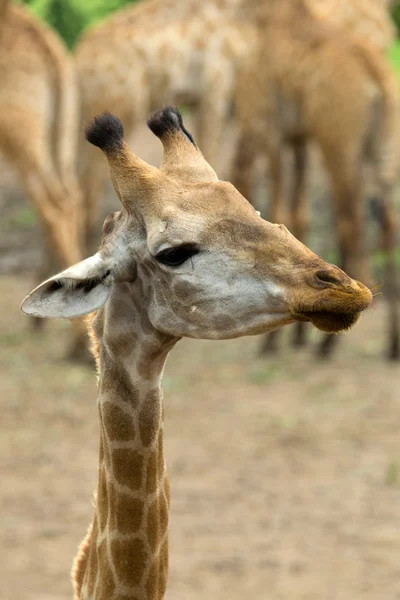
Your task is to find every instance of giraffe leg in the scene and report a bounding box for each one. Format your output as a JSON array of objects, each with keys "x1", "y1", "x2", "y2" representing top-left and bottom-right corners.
[
  {"x1": 231, "y1": 128, "x2": 259, "y2": 203},
  {"x1": 317, "y1": 156, "x2": 367, "y2": 359},
  {"x1": 195, "y1": 59, "x2": 234, "y2": 176},
  {"x1": 29, "y1": 235, "x2": 59, "y2": 331},
  {"x1": 80, "y1": 143, "x2": 111, "y2": 253},
  {"x1": 260, "y1": 142, "x2": 286, "y2": 355},
  {"x1": 377, "y1": 187, "x2": 399, "y2": 359},
  {"x1": 3, "y1": 123, "x2": 88, "y2": 360},
  {"x1": 24, "y1": 168, "x2": 90, "y2": 362},
  {"x1": 288, "y1": 139, "x2": 309, "y2": 348},
  {"x1": 259, "y1": 329, "x2": 280, "y2": 355}
]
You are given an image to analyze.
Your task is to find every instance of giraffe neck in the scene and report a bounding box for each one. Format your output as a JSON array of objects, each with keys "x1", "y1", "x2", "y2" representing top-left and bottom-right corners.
[{"x1": 80, "y1": 283, "x2": 178, "y2": 600}]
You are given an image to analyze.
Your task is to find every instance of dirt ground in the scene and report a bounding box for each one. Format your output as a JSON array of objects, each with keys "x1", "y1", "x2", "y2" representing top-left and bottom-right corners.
[
  {"x1": 2, "y1": 278, "x2": 400, "y2": 600},
  {"x1": 2, "y1": 123, "x2": 400, "y2": 600}
]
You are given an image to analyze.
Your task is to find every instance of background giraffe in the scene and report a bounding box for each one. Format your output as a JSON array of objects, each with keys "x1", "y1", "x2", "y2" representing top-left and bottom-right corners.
[
  {"x1": 233, "y1": 0, "x2": 400, "y2": 359},
  {"x1": 21, "y1": 106, "x2": 372, "y2": 600},
  {"x1": 74, "y1": 0, "x2": 395, "y2": 249},
  {"x1": 0, "y1": 1, "x2": 86, "y2": 357},
  {"x1": 74, "y1": 0, "x2": 254, "y2": 249}
]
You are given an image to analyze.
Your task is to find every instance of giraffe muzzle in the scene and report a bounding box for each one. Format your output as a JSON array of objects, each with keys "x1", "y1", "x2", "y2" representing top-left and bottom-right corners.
[{"x1": 291, "y1": 276, "x2": 373, "y2": 333}]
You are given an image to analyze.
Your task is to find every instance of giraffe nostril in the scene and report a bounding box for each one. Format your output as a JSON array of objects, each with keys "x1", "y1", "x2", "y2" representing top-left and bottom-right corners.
[{"x1": 314, "y1": 270, "x2": 342, "y2": 287}]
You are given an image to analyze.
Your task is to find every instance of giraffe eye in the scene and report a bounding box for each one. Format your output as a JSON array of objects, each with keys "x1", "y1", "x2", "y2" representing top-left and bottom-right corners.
[{"x1": 155, "y1": 244, "x2": 199, "y2": 267}]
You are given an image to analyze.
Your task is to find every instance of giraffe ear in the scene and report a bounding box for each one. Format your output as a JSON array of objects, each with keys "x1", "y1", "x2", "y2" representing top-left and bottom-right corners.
[{"x1": 20, "y1": 254, "x2": 113, "y2": 319}]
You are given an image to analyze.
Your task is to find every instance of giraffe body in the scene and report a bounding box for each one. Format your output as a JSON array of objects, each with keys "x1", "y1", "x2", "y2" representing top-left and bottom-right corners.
[
  {"x1": 74, "y1": 0, "x2": 255, "y2": 248},
  {"x1": 0, "y1": 3, "x2": 82, "y2": 267},
  {"x1": 0, "y1": 2, "x2": 86, "y2": 356},
  {"x1": 233, "y1": 0, "x2": 399, "y2": 357},
  {"x1": 21, "y1": 107, "x2": 372, "y2": 598},
  {"x1": 74, "y1": 0, "x2": 394, "y2": 249}
]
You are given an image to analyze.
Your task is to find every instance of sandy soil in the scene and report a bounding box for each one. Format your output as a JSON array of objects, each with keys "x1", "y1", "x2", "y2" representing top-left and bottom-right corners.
[{"x1": 1, "y1": 274, "x2": 400, "y2": 600}]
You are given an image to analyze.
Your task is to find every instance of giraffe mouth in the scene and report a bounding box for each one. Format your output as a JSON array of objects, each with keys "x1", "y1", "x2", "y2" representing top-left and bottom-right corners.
[
  {"x1": 291, "y1": 279, "x2": 372, "y2": 333},
  {"x1": 293, "y1": 309, "x2": 361, "y2": 333}
]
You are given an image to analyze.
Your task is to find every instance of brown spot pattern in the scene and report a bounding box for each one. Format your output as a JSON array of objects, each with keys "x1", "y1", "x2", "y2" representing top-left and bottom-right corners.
[
  {"x1": 139, "y1": 391, "x2": 161, "y2": 447},
  {"x1": 114, "y1": 493, "x2": 144, "y2": 535},
  {"x1": 102, "y1": 401, "x2": 136, "y2": 441},
  {"x1": 106, "y1": 331, "x2": 136, "y2": 357},
  {"x1": 146, "y1": 493, "x2": 169, "y2": 552},
  {"x1": 137, "y1": 343, "x2": 163, "y2": 379},
  {"x1": 159, "y1": 539, "x2": 169, "y2": 597},
  {"x1": 102, "y1": 211, "x2": 117, "y2": 239},
  {"x1": 172, "y1": 279, "x2": 197, "y2": 302},
  {"x1": 145, "y1": 562, "x2": 158, "y2": 599},
  {"x1": 146, "y1": 449, "x2": 159, "y2": 494},
  {"x1": 111, "y1": 537, "x2": 146, "y2": 588},
  {"x1": 96, "y1": 540, "x2": 115, "y2": 597},
  {"x1": 101, "y1": 360, "x2": 139, "y2": 407},
  {"x1": 138, "y1": 310, "x2": 155, "y2": 335},
  {"x1": 112, "y1": 448, "x2": 144, "y2": 489},
  {"x1": 158, "y1": 431, "x2": 165, "y2": 473},
  {"x1": 145, "y1": 536, "x2": 169, "y2": 600}
]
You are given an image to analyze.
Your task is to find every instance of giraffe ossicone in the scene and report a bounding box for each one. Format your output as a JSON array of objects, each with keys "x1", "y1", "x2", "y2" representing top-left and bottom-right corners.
[{"x1": 21, "y1": 107, "x2": 372, "y2": 600}]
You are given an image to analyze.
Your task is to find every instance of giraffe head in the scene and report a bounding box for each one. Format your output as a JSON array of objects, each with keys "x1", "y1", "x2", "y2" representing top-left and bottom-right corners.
[{"x1": 21, "y1": 107, "x2": 372, "y2": 339}]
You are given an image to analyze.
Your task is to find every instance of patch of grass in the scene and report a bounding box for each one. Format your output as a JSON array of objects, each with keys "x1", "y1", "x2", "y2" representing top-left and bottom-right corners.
[
  {"x1": 7, "y1": 207, "x2": 37, "y2": 229},
  {"x1": 247, "y1": 363, "x2": 282, "y2": 384},
  {"x1": 385, "y1": 461, "x2": 399, "y2": 487}
]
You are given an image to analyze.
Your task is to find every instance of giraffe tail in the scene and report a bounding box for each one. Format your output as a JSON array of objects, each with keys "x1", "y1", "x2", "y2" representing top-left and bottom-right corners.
[{"x1": 33, "y1": 13, "x2": 84, "y2": 254}]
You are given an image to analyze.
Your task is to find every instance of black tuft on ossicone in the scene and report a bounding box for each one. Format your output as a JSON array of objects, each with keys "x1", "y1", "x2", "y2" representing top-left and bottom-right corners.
[
  {"x1": 147, "y1": 106, "x2": 197, "y2": 147},
  {"x1": 85, "y1": 112, "x2": 124, "y2": 151}
]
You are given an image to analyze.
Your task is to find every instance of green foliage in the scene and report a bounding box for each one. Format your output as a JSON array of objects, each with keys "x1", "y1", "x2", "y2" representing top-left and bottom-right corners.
[
  {"x1": 388, "y1": 39, "x2": 400, "y2": 77},
  {"x1": 18, "y1": 0, "x2": 138, "y2": 48},
  {"x1": 8, "y1": 206, "x2": 38, "y2": 229},
  {"x1": 391, "y1": 2, "x2": 400, "y2": 38}
]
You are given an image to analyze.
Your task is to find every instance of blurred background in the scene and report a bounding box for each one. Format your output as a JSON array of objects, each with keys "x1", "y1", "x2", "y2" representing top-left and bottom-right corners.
[{"x1": 1, "y1": 0, "x2": 400, "y2": 598}]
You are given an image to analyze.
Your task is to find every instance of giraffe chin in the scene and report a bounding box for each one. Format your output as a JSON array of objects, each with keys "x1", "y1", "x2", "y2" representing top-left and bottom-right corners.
[{"x1": 294, "y1": 310, "x2": 361, "y2": 333}]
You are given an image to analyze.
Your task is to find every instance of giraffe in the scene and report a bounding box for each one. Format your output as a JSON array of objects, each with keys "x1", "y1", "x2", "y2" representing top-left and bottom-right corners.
[
  {"x1": 0, "y1": 2, "x2": 86, "y2": 358},
  {"x1": 74, "y1": 0, "x2": 256, "y2": 250},
  {"x1": 74, "y1": 0, "x2": 394, "y2": 252},
  {"x1": 232, "y1": 0, "x2": 400, "y2": 359},
  {"x1": 21, "y1": 106, "x2": 372, "y2": 599}
]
